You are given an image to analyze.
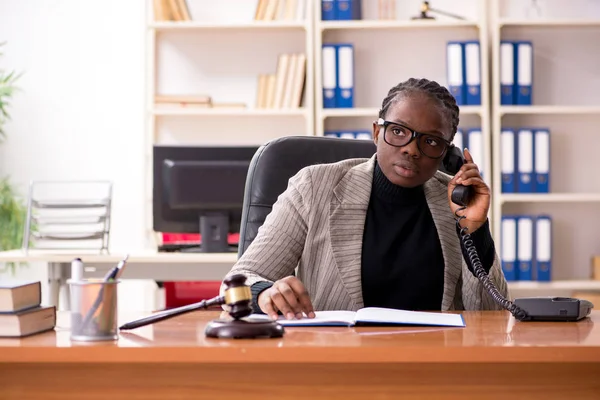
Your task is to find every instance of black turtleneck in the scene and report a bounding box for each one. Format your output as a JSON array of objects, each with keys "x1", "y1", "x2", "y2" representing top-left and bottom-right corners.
[
  {"x1": 360, "y1": 162, "x2": 445, "y2": 311},
  {"x1": 360, "y1": 161, "x2": 495, "y2": 311}
]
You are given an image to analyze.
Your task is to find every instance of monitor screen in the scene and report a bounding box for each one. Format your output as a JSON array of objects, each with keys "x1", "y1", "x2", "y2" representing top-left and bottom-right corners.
[
  {"x1": 153, "y1": 145, "x2": 259, "y2": 252},
  {"x1": 162, "y1": 160, "x2": 250, "y2": 211}
]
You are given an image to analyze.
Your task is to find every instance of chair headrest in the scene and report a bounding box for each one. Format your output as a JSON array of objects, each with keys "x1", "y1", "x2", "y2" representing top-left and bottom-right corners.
[{"x1": 245, "y1": 136, "x2": 377, "y2": 206}]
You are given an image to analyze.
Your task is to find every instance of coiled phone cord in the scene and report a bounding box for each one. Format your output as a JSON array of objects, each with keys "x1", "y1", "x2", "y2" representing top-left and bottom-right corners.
[{"x1": 454, "y1": 206, "x2": 529, "y2": 321}]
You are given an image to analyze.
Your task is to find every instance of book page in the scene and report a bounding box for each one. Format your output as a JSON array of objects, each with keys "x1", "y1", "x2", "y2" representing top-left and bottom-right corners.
[
  {"x1": 355, "y1": 307, "x2": 465, "y2": 327},
  {"x1": 251, "y1": 310, "x2": 357, "y2": 326}
]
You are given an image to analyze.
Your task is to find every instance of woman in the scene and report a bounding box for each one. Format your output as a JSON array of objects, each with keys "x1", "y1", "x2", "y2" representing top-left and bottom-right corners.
[{"x1": 222, "y1": 78, "x2": 508, "y2": 320}]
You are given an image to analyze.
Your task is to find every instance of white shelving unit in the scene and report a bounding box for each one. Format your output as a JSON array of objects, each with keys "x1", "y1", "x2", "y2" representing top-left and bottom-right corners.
[
  {"x1": 143, "y1": 0, "x2": 314, "y2": 245},
  {"x1": 313, "y1": 0, "x2": 492, "y2": 190},
  {"x1": 490, "y1": 0, "x2": 600, "y2": 294},
  {"x1": 140, "y1": 0, "x2": 600, "y2": 296}
]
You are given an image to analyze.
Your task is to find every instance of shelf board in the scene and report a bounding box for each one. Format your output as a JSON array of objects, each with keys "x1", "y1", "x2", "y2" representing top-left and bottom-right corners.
[
  {"x1": 499, "y1": 19, "x2": 600, "y2": 27},
  {"x1": 319, "y1": 20, "x2": 479, "y2": 30},
  {"x1": 500, "y1": 193, "x2": 600, "y2": 203},
  {"x1": 321, "y1": 107, "x2": 378, "y2": 118},
  {"x1": 149, "y1": 21, "x2": 308, "y2": 31},
  {"x1": 322, "y1": 106, "x2": 482, "y2": 118},
  {"x1": 500, "y1": 105, "x2": 600, "y2": 115},
  {"x1": 458, "y1": 106, "x2": 484, "y2": 115},
  {"x1": 152, "y1": 108, "x2": 308, "y2": 117},
  {"x1": 508, "y1": 280, "x2": 600, "y2": 291}
]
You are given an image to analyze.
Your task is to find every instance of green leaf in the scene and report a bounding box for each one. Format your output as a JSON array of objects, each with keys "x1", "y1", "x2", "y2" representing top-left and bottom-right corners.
[{"x1": 0, "y1": 43, "x2": 28, "y2": 270}]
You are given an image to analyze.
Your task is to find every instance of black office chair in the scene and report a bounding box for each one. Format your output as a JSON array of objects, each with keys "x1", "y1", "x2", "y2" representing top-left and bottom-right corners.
[{"x1": 237, "y1": 135, "x2": 377, "y2": 258}]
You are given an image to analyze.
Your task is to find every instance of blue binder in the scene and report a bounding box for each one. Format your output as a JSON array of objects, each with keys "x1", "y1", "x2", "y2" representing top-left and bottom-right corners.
[
  {"x1": 501, "y1": 215, "x2": 518, "y2": 281},
  {"x1": 446, "y1": 41, "x2": 465, "y2": 105},
  {"x1": 336, "y1": 43, "x2": 354, "y2": 108},
  {"x1": 336, "y1": 0, "x2": 362, "y2": 20},
  {"x1": 321, "y1": 0, "x2": 336, "y2": 20},
  {"x1": 500, "y1": 41, "x2": 516, "y2": 105},
  {"x1": 324, "y1": 131, "x2": 339, "y2": 138},
  {"x1": 355, "y1": 131, "x2": 371, "y2": 140},
  {"x1": 534, "y1": 128, "x2": 550, "y2": 193},
  {"x1": 464, "y1": 41, "x2": 481, "y2": 105},
  {"x1": 322, "y1": 44, "x2": 337, "y2": 108},
  {"x1": 517, "y1": 215, "x2": 534, "y2": 281},
  {"x1": 534, "y1": 215, "x2": 552, "y2": 282},
  {"x1": 500, "y1": 128, "x2": 516, "y2": 193},
  {"x1": 517, "y1": 128, "x2": 534, "y2": 193},
  {"x1": 515, "y1": 41, "x2": 533, "y2": 105},
  {"x1": 453, "y1": 128, "x2": 464, "y2": 154}
]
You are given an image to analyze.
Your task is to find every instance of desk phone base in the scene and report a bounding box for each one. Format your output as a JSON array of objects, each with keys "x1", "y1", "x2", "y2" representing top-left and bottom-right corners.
[{"x1": 514, "y1": 297, "x2": 594, "y2": 321}]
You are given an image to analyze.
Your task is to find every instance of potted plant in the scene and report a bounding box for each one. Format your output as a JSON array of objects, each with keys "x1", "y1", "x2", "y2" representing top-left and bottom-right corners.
[{"x1": 0, "y1": 42, "x2": 27, "y2": 273}]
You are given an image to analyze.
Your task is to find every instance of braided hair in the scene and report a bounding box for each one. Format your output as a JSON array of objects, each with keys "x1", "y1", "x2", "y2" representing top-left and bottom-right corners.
[{"x1": 378, "y1": 78, "x2": 460, "y2": 139}]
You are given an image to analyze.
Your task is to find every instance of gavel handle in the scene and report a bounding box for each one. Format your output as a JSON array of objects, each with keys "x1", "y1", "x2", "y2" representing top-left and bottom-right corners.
[{"x1": 119, "y1": 296, "x2": 225, "y2": 330}]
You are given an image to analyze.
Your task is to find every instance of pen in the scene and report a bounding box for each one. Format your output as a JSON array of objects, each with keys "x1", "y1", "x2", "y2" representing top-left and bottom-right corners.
[
  {"x1": 102, "y1": 254, "x2": 129, "y2": 281},
  {"x1": 75, "y1": 254, "x2": 129, "y2": 336}
]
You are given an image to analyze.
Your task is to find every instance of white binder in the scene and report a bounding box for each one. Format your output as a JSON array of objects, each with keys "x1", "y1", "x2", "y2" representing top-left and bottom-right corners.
[
  {"x1": 322, "y1": 45, "x2": 337, "y2": 108},
  {"x1": 467, "y1": 128, "x2": 483, "y2": 179},
  {"x1": 500, "y1": 128, "x2": 516, "y2": 193}
]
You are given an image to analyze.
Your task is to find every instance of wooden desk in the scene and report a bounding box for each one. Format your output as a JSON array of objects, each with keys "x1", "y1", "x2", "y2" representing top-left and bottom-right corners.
[
  {"x1": 0, "y1": 250, "x2": 238, "y2": 309},
  {"x1": 1, "y1": 310, "x2": 600, "y2": 399}
]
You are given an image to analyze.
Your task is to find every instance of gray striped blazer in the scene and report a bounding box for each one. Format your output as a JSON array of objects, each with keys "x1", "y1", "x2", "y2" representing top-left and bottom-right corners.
[{"x1": 223, "y1": 155, "x2": 509, "y2": 311}]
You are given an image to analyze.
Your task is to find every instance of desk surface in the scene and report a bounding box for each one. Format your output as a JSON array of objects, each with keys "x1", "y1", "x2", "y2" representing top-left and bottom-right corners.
[
  {"x1": 2, "y1": 310, "x2": 600, "y2": 364},
  {"x1": 0, "y1": 249, "x2": 238, "y2": 263}
]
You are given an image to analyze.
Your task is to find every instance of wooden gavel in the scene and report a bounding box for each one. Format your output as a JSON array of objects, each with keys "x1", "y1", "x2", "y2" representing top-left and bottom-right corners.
[{"x1": 119, "y1": 274, "x2": 284, "y2": 339}]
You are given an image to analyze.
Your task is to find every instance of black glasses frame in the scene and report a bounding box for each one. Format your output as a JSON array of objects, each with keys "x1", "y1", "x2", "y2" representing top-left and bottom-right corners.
[{"x1": 376, "y1": 118, "x2": 453, "y2": 159}]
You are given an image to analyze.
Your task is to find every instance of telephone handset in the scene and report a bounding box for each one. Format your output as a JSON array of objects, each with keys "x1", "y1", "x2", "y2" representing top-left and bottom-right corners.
[
  {"x1": 442, "y1": 145, "x2": 474, "y2": 206},
  {"x1": 446, "y1": 146, "x2": 593, "y2": 321}
]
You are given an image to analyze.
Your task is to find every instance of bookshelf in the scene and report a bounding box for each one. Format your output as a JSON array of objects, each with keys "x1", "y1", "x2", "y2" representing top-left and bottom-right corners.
[
  {"x1": 144, "y1": 0, "x2": 314, "y2": 245},
  {"x1": 312, "y1": 0, "x2": 492, "y2": 191},
  {"x1": 490, "y1": 0, "x2": 600, "y2": 295},
  {"x1": 141, "y1": 0, "x2": 600, "y2": 297}
]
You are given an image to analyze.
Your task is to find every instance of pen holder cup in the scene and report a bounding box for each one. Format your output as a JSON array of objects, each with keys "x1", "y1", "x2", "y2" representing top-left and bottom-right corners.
[{"x1": 68, "y1": 279, "x2": 120, "y2": 342}]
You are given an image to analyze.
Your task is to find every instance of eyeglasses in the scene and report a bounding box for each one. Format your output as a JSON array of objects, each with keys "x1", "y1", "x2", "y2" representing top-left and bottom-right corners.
[{"x1": 376, "y1": 118, "x2": 452, "y2": 159}]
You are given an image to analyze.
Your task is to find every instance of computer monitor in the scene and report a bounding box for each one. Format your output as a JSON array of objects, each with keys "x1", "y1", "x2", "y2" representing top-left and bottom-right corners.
[{"x1": 153, "y1": 145, "x2": 259, "y2": 253}]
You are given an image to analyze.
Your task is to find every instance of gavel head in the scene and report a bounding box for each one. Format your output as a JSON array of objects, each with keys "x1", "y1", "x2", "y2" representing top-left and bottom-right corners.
[{"x1": 222, "y1": 274, "x2": 253, "y2": 319}]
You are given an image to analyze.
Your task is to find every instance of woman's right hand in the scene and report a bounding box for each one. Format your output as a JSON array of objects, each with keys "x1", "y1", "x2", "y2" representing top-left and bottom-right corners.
[{"x1": 258, "y1": 276, "x2": 316, "y2": 320}]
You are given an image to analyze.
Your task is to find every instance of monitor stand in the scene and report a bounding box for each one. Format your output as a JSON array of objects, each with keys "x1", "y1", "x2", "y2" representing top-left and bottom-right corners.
[{"x1": 181, "y1": 213, "x2": 231, "y2": 253}]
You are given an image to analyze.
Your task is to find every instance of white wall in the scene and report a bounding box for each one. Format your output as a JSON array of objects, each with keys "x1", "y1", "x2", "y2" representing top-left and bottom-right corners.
[{"x1": 0, "y1": 0, "x2": 154, "y2": 309}]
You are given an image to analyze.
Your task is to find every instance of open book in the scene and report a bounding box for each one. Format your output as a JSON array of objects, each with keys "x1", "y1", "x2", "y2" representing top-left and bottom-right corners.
[{"x1": 258, "y1": 307, "x2": 465, "y2": 328}]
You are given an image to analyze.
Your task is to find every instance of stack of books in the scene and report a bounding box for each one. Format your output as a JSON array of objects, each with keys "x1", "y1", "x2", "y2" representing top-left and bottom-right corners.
[
  {"x1": 155, "y1": 95, "x2": 212, "y2": 109},
  {"x1": 0, "y1": 281, "x2": 56, "y2": 338},
  {"x1": 155, "y1": 95, "x2": 247, "y2": 110}
]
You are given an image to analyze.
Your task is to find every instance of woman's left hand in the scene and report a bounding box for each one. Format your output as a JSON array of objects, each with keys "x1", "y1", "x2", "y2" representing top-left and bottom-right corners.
[{"x1": 447, "y1": 148, "x2": 491, "y2": 233}]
